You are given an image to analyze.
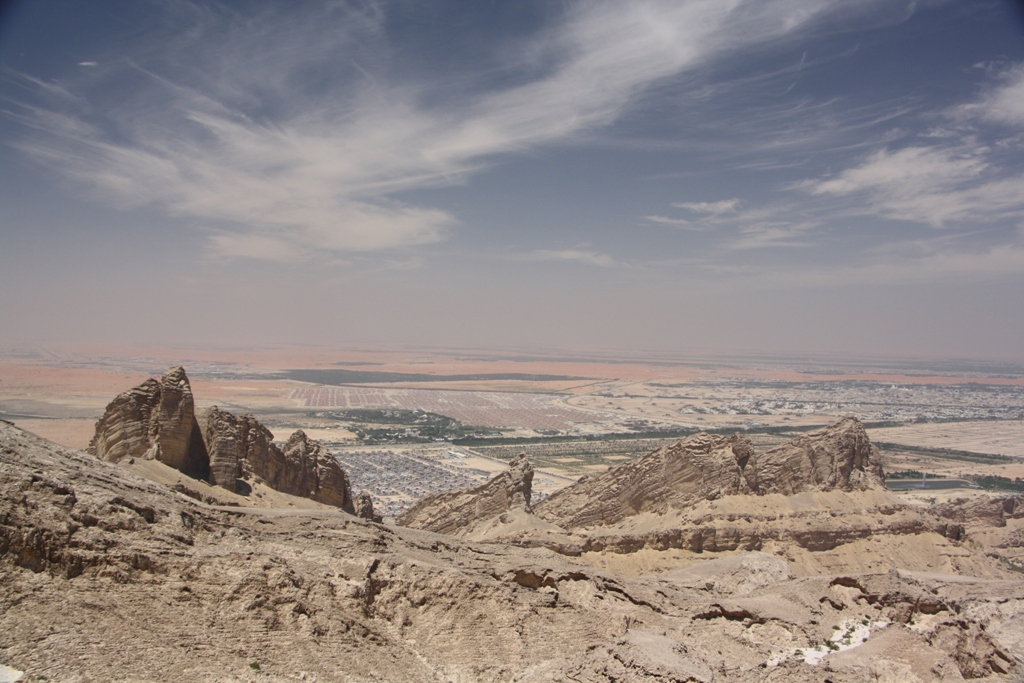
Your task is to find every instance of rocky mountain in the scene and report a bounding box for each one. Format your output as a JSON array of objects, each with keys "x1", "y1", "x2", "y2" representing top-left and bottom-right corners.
[
  {"x1": 2, "y1": 419, "x2": 1022, "y2": 681},
  {"x1": 534, "y1": 418, "x2": 883, "y2": 531},
  {"x1": 396, "y1": 453, "x2": 533, "y2": 534},
  {"x1": 89, "y1": 368, "x2": 354, "y2": 511}
]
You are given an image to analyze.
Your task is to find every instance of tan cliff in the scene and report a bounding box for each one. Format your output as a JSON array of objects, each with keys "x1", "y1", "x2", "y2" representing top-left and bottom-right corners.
[
  {"x1": 88, "y1": 366, "x2": 208, "y2": 479},
  {"x1": 88, "y1": 367, "x2": 355, "y2": 511},
  {"x1": 396, "y1": 453, "x2": 533, "y2": 534},
  {"x1": 534, "y1": 417, "x2": 884, "y2": 531}
]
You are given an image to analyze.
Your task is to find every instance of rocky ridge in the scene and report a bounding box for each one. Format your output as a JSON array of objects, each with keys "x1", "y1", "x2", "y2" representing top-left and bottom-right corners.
[
  {"x1": 89, "y1": 368, "x2": 355, "y2": 511},
  {"x1": 1, "y1": 420, "x2": 1022, "y2": 681},
  {"x1": 396, "y1": 419, "x2": 1021, "y2": 580},
  {"x1": 534, "y1": 417, "x2": 883, "y2": 530},
  {"x1": 396, "y1": 453, "x2": 533, "y2": 534}
]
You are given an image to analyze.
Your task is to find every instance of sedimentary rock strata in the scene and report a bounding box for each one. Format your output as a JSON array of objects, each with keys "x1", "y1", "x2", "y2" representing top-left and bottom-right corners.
[
  {"x1": 277, "y1": 430, "x2": 354, "y2": 511},
  {"x1": 534, "y1": 433, "x2": 756, "y2": 529},
  {"x1": 534, "y1": 418, "x2": 883, "y2": 530},
  {"x1": 87, "y1": 366, "x2": 207, "y2": 478},
  {"x1": 753, "y1": 416, "x2": 884, "y2": 494},
  {"x1": 2, "y1": 420, "x2": 1022, "y2": 682},
  {"x1": 89, "y1": 368, "x2": 353, "y2": 510},
  {"x1": 396, "y1": 453, "x2": 533, "y2": 534}
]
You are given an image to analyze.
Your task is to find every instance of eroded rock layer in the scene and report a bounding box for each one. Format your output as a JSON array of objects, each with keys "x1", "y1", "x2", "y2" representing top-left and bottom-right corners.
[
  {"x1": 90, "y1": 368, "x2": 353, "y2": 510},
  {"x1": 396, "y1": 453, "x2": 533, "y2": 534},
  {"x1": 534, "y1": 433, "x2": 756, "y2": 529},
  {"x1": 534, "y1": 417, "x2": 883, "y2": 530},
  {"x1": 87, "y1": 366, "x2": 207, "y2": 479},
  {"x1": 2, "y1": 421, "x2": 1022, "y2": 682}
]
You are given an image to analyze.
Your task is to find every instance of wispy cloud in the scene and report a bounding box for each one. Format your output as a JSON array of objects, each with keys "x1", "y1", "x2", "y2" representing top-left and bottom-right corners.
[
  {"x1": 801, "y1": 63, "x2": 1024, "y2": 229},
  {"x1": 531, "y1": 249, "x2": 617, "y2": 267},
  {"x1": 671, "y1": 198, "x2": 741, "y2": 214},
  {"x1": 645, "y1": 215, "x2": 696, "y2": 229},
  {"x1": 955, "y1": 64, "x2": 1024, "y2": 127},
  {"x1": 7, "y1": 0, "x2": 883, "y2": 262},
  {"x1": 647, "y1": 198, "x2": 819, "y2": 249}
]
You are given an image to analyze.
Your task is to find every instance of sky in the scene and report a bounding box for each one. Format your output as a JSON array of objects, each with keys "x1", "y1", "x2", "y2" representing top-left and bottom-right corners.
[{"x1": 2, "y1": 0, "x2": 1024, "y2": 360}]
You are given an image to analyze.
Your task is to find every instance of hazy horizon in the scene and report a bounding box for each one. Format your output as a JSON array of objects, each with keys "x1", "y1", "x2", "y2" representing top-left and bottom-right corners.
[{"x1": 3, "y1": 1, "x2": 1024, "y2": 360}]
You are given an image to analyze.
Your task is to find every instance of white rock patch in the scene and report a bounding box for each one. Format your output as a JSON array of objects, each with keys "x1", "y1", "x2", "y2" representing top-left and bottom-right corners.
[{"x1": 767, "y1": 618, "x2": 890, "y2": 667}]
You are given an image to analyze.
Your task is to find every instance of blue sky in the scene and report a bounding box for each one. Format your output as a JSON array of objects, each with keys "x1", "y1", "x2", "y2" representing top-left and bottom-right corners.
[{"x1": 2, "y1": 0, "x2": 1024, "y2": 359}]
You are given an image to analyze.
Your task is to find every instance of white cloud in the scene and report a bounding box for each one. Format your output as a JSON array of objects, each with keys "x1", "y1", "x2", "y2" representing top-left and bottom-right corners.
[
  {"x1": 806, "y1": 145, "x2": 1024, "y2": 227},
  {"x1": 9, "y1": 0, "x2": 878, "y2": 261},
  {"x1": 957, "y1": 64, "x2": 1024, "y2": 127},
  {"x1": 531, "y1": 250, "x2": 616, "y2": 267},
  {"x1": 645, "y1": 215, "x2": 695, "y2": 228},
  {"x1": 671, "y1": 198, "x2": 741, "y2": 214}
]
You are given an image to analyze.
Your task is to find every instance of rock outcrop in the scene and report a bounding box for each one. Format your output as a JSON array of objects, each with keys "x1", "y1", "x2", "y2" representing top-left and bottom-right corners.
[
  {"x1": 535, "y1": 418, "x2": 883, "y2": 530},
  {"x1": 534, "y1": 433, "x2": 757, "y2": 529},
  {"x1": 932, "y1": 495, "x2": 1023, "y2": 529},
  {"x1": 88, "y1": 366, "x2": 207, "y2": 479},
  {"x1": 396, "y1": 454, "x2": 533, "y2": 535},
  {"x1": 198, "y1": 406, "x2": 278, "y2": 492},
  {"x1": 353, "y1": 492, "x2": 382, "y2": 522},
  {"x1": 753, "y1": 416, "x2": 884, "y2": 495},
  {"x1": 198, "y1": 411, "x2": 354, "y2": 511},
  {"x1": 90, "y1": 368, "x2": 354, "y2": 511},
  {"x1": 276, "y1": 430, "x2": 354, "y2": 511}
]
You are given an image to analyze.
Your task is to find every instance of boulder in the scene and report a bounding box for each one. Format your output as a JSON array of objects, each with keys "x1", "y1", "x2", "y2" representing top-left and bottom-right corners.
[{"x1": 354, "y1": 492, "x2": 382, "y2": 522}]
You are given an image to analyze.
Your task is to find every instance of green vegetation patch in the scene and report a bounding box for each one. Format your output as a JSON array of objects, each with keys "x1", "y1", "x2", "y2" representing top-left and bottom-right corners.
[
  {"x1": 874, "y1": 442, "x2": 1019, "y2": 465},
  {"x1": 322, "y1": 409, "x2": 498, "y2": 444}
]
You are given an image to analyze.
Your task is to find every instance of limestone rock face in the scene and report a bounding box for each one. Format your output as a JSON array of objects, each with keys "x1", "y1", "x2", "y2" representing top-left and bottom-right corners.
[
  {"x1": 88, "y1": 367, "x2": 207, "y2": 479},
  {"x1": 534, "y1": 418, "x2": 883, "y2": 530},
  {"x1": 931, "y1": 495, "x2": 1023, "y2": 529},
  {"x1": 534, "y1": 433, "x2": 757, "y2": 529},
  {"x1": 274, "y1": 430, "x2": 354, "y2": 512},
  {"x1": 87, "y1": 378, "x2": 161, "y2": 463},
  {"x1": 754, "y1": 417, "x2": 884, "y2": 495},
  {"x1": 198, "y1": 407, "x2": 277, "y2": 493},
  {"x1": 396, "y1": 454, "x2": 533, "y2": 535},
  {"x1": 90, "y1": 368, "x2": 354, "y2": 511},
  {"x1": 353, "y1": 492, "x2": 381, "y2": 522},
  {"x1": 200, "y1": 412, "x2": 354, "y2": 511}
]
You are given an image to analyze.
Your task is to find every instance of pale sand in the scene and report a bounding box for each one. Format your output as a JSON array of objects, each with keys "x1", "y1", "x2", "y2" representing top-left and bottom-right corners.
[
  {"x1": 867, "y1": 420, "x2": 1024, "y2": 459},
  {"x1": 9, "y1": 418, "x2": 97, "y2": 450}
]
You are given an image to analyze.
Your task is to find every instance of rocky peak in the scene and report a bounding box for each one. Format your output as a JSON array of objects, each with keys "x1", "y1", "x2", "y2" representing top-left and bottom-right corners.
[
  {"x1": 88, "y1": 366, "x2": 207, "y2": 479},
  {"x1": 198, "y1": 406, "x2": 275, "y2": 493},
  {"x1": 396, "y1": 454, "x2": 534, "y2": 535},
  {"x1": 90, "y1": 367, "x2": 354, "y2": 511},
  {"x1": 275, "y1": 429, "x2": 355, "y2": 512},
  {"x1": 754, "y1": 417, "x2": 884, "y2": 495}
]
